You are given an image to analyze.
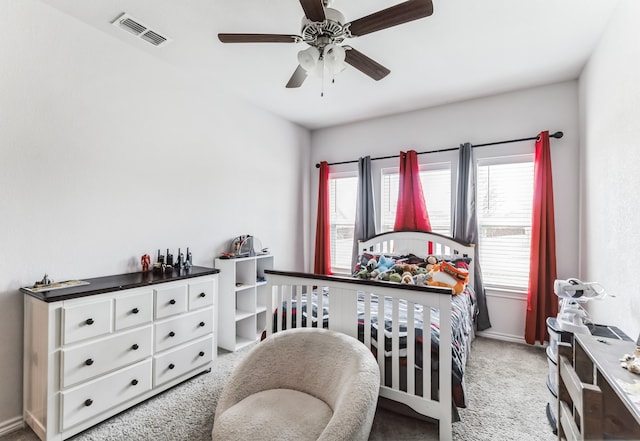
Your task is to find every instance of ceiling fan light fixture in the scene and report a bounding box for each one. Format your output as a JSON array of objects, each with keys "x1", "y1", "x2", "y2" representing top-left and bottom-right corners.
[
  {"x1": 324, "y1": 44, "x2": 346, "y2": 78},
  {"x1": 297, "y1": 46, "x2": 321, "y2": 71}
]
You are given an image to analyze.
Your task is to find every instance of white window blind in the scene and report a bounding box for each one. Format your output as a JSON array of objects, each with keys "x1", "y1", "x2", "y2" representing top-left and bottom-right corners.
[
  {"x1": 329, "y1": 175, "x2": 357, "y2": 273},
  {"x1": 381, "y1": 164, "x2": 452, "y2": 235},
  {"x1": 476, "y1": 156, "x2": 534, "y2": 290}
]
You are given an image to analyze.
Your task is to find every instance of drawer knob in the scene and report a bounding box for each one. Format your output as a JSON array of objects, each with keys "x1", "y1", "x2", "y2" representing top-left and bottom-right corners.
[
  {"x1": 199, "y1": 292, "x2": 206, "y2": 298},
  {"x1": 169, "y1": 331, "x2": 176, "y2": 337},
  {"x1": 84, "y1": 399, "x2": 93, "y2": 407},
  {"x1": 168, "y1": 363, "x2": 175, "y2": 370},
  {"x1": 85, "y1": 359, "x2": 94, "y2": 366},
  {"x1": 131, "y1": 344, "x2": 139, "y2": 350},
  {"x1": 131, "y1": 379, "x2": 139, "y2": 386},
  {"x1": 85, "y1": 318, "x2": 94, "y2": 325},
  {"x1": 132, "y1": 308, "x2": 139, "y2": 314},
  {"x1": 169, "y1": 299, "x2": 176, "y2": 305},
  {"x1": 199, "y1": 321, "x2": 205, "y2": 327},
  {"x1": 199, "y1": 351, "x2": 205, "y2": 357}
]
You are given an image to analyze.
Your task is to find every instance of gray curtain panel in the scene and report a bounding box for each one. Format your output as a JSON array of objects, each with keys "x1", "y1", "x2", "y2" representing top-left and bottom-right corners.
[
  {"x1": 453, "y1": 143, "x2": 491, "y2": 331},
  {"x1": 351, "y1": 156, "x2": 378, "y2": 271}
]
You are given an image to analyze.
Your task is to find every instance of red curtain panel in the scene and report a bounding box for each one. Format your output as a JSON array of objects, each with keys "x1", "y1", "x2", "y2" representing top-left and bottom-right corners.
[
  {"x1": 393, "y1": 150, "x2": 433, "y2": 253},
  {"x1": 314, "y1": 161, "x2": 332, "y2": 275},
  {"x1": 525, "y1": 131, "x2": 558, "y2": 345}
]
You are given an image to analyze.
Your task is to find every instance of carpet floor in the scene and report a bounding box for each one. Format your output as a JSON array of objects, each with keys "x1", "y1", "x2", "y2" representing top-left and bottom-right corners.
[{"x1": 2, "y1": 337, "x2": 555, "y2": 441}]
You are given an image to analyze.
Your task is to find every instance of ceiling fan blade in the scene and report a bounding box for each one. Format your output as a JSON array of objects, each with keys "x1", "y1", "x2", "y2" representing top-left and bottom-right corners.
[
  {"x1": 286, "y1": 65, "x2": 308, "y2": 88},
  {"x1": 218, "y1": 33, "x2": 299, "y2": 43},
  {"x1": 344, "y1": 47, "x2": 390, "y2": 81},
  {"x1": 299, "y1": 0, "x2": 326, "y2": 22},
  {"x1": 347, "y1": 0, "x2": 433, "y2": 37}
]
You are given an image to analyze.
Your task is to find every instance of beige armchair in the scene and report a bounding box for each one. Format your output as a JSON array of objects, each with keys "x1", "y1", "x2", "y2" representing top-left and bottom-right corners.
[{"x1": 212, "y1": 328, "x2": 380, "y2": 441}]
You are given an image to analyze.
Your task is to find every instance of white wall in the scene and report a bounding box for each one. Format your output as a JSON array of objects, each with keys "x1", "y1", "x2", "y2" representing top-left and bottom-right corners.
[
  {"x1": 578, "y1": 0, "x2": 640, "y2": 340},
  {"x1": 310, "y1": 81, "x2": 581, "y2": 343},
  {"x1": 0, "y1": 0, "x2": 310, "y2": 428}
]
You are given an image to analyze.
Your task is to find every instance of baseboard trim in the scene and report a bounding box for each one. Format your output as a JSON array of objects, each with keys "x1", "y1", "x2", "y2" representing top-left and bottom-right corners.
[
  {"x1": 0, "y1": 416, "x2": 24, "y2": 437},
  {"x1": 476, "y1": 330, "x2": 526, "y2": 345}
]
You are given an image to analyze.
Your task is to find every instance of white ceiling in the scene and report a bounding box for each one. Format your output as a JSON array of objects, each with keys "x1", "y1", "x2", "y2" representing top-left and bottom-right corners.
[{"x1": 40, "y1": 0, "x2": 620, "y2": 130}]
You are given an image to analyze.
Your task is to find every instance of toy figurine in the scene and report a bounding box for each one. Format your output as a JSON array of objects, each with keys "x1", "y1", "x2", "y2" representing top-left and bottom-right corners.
[
  {"x1": 141, "y1": 254, "x2": 151, "y2": 272},
  {"x1": 35, "y1": 274, "x2": 53, "y2": 287}
]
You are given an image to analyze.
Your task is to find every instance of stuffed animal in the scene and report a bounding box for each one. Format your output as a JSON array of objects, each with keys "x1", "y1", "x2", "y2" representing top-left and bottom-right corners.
[
  {"x1": 414, "y1": 273, "x2": 430, "y2": 287},
  {"x1": 401, "y1": 272, "x2": 415, "y2": 284},
  {"x1": 377, "y1": 255, "x2": 394, "y2": 273},
  {"x1": 620, "y1": 347, "x2": 640, "y2": 375},
  {"x1": 427, "y1": 261, "x2": 469, "y2": 295},
  {"x1": 425, "y1": 255, "x2": 438, "y2": 271}
]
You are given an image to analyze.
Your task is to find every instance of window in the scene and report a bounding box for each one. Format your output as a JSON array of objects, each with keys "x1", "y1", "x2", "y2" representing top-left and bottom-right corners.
[
  {"x1": 381, "y1": 163, "x2": 452, "y2": 235},
  {"x1": 329, "y1": 174, "x2": 357, "y2": 273},
  {"x1": 476, "y1": 155, "x2": 534, "y2": 290}
]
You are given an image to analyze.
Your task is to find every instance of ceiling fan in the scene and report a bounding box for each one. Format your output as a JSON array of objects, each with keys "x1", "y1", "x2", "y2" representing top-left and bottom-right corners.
[{"x1": 218, "y1": 0, "x2": 434, "y2": 89}]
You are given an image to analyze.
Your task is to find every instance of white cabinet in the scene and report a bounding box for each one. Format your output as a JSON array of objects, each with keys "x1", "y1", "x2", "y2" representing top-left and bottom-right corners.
[
  {"x1": 215, "y1": 254, "x2": 273, "y2": 351},
  {"x1": 22, "y1": 267, "x2": 218, "y2": 441}
]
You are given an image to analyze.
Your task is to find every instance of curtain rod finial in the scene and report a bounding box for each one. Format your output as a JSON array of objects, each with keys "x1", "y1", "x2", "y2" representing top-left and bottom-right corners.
[
  {"x1": 550, "y1": 131, "x2": 563, "y2": 139},
  {"x1": 315, "y1": 163, "x2": 320, "y2": 168}
]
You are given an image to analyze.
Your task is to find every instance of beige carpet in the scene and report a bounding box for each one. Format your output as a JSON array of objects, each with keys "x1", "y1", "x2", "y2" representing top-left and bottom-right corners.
[{"x1": 2, "y1": 337, "x2": 555, "y2": 441}]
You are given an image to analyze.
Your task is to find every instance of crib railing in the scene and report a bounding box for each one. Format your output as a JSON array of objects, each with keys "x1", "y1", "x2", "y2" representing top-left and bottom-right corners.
[{"x1": 264, "y1": 270, "x2": 454, "y2": 441}]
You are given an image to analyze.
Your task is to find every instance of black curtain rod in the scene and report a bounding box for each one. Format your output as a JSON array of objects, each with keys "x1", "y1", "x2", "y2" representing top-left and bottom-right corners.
[{"x1": 315, "y1": 130, "x2": 564, "y2": 168}]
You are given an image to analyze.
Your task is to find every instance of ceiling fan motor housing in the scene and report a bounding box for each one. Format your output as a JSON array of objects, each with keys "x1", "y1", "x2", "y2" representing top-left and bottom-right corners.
[{"x1": 300, "y1": 8, "x2": 347, "y2": 48}]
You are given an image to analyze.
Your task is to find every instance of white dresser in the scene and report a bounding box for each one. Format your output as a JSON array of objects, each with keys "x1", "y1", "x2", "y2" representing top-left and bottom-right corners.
[{"x1": 22, "y1": 266, "x2": 219, "y2": 441}]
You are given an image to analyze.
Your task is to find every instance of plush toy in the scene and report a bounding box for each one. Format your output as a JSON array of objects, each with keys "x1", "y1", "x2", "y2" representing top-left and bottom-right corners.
[
  {"x1": 414, "y1": 273, "x2": 430, "y2": 287},
  {"x1": 366, "y1": 258, "x2": 378, "y2": 272},
  {"x1": 389, "y1": 273, "x2": 402, "y2": 283},
  {"x1": 377, "y1": 255, "x2": 394, "y2": 273},
  {"x1": 427, "y1": 261, "x2": 469, "y2": 295},
  {"x1": 401, "y1": 272, "x2": 415, "y2": 284},
  {"x1": 620, "y1": 347, "x2": 640, "y2": 375},
  {"x1": 425, "y1": 255, "x2": 438, "y2": 271}
]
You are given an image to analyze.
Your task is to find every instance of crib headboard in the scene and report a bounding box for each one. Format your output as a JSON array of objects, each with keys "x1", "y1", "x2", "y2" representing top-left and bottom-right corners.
[{"x1": 359, "y1": 230, "x2": 476, "y2": 290}]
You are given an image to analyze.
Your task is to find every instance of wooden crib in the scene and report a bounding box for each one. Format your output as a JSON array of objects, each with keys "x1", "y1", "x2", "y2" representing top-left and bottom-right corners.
[{"x1": 265, "y1": 231, "x2": 476, "y2": 441}]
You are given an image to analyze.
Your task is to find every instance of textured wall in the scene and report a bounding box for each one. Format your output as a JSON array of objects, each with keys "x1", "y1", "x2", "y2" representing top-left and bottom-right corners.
[
  {"x1": 579, "y1": 0, "x2": 640, "y2": 339},
  {"x1": 0, "y1": 0, "x2": 310, "y2": 426}
]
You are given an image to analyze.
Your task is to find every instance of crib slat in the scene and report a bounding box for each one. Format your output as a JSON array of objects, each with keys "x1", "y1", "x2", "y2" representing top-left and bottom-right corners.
[
  {"x1": 391, "y1": 297, "x2": 400, "y2": 390},
  {"x1": 266, "y1": 284, "x2": 274, "y2": 337},
  {"x1": 284, "y1": 285, "x2": 293, "y2": 331},
  {"x1": 305, "y1": 285, "x2": 313, "y2": 328},
  {"x1": 423, "y1": 304, "x2": 431, "y2": 400},
  {"x1": 407, "y1": 301, "x2": 415, "y2": 396},
  {"x1": 364, "y1": 292, "x2": 371, "y2": 348},
  {"x1": 377, "y1": 295, "x2": 385, "y2": 385},
  {"x1": 316, "y1": 290, "x2": 334, "y2": 328},
  {"x1": 295, "y1": 285, "x2": 303, "y2": 329},
  {"x1": 275, "y1": 285, "x2": 283, "y2": 333}
]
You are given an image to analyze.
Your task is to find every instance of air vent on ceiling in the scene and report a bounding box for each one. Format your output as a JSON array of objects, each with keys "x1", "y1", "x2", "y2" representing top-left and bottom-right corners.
[{"x1": 111, "y1": 13, "x2": 172, "y2": 47}]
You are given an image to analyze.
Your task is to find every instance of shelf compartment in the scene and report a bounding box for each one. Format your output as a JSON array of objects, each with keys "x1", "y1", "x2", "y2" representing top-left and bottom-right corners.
[{"x1": 235, "y1": 309, "x2": 254, "y2": 322}]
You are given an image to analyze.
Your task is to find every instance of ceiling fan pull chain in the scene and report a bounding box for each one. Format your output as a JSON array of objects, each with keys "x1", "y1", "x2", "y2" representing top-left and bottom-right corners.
[{"x1": 321, "y1": 59, "x2": 325, "y2": 97}]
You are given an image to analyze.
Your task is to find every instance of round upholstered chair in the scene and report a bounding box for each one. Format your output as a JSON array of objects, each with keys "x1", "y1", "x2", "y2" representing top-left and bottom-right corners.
[{"x1": 212, "y1": 328, "x2": 380, "y2": 441}]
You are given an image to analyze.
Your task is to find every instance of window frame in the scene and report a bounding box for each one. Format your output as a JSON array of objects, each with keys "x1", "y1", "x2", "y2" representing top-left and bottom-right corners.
[
  {"x1": 328, "y1": 170, "x2": 358, "y2": 274},
  {"x1": 379, "y1": 160, "x2": 455, "y2": 236},
  {"x1": 475, "y1": 153, "x2": 535, "y2": 293}
]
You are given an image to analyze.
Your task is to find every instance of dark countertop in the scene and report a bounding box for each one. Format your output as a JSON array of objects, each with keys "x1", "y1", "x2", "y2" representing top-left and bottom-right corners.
[{"x1": 21, "y1": 266, "x2": 219, "y2": 303}]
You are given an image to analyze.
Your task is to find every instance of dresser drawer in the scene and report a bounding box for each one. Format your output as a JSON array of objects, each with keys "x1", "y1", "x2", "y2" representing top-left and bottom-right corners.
[
  {"x1": 61, "y1": 359, "x2": 152, "y2": 430},
  {"x1": 153, "y1": 335, "x2": 213, "y2": 386},
  {"x1": 154, "y1": 308, "x2": 213, "y2": 353},
  {"x1": 62, "y1": 299, "x2": 112, "y2": 345},
  {"x1": 62, "y1": 325, "x2": 152, "y2": 388},
  {"x1": 188, "y1": 279, "x2": 214, "y2": 310},
  {"x1": 115, "y1": 290, "x2": 153, "y2": 331},
  {"x1": 155, "y1": 283, "x2": 188, "y2": 319}
]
